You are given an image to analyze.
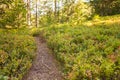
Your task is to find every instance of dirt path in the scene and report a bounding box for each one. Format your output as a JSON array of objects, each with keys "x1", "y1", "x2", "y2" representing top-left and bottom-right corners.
[{"x1": 23, "y1": 37, "x2": 63, "y2": 80}]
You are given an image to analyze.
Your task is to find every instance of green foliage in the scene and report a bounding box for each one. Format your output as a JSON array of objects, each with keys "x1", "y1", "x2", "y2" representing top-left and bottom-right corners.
[
  {"x1": 42, "y1": 15, "x2": 120, "y2": 80},
  {"x1": 63, "y1": 1, "x2": 93, "y2": 24},
  {"x1": 0, "y1": 75, "x2": 8, "y2": 80},
  {"x1": 30, "y1": 28, "x2": 43, "y2": 36},
  {"x1": 39, "y1": 1, "x2": 93, "y2": 26},
  {"x1": 0, "y1": 29, "x2": 36, "y2": 80},
  {"x1": 90, "y1": 0, "x2": 120, "y2": 16},
  {"x1": 0, "y1": 0, "x2": 26, "y2": 28}
]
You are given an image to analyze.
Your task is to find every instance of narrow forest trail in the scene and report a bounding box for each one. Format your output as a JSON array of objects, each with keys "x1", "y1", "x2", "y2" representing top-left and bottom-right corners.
[{"x1": 23, "y1": 37, "x2": 63, "y2": 80}]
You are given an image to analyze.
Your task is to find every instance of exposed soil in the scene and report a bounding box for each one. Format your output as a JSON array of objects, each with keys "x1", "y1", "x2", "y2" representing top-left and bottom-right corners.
[{"x1": 23, "y1": 37, "x2": 63, "y2": 80}]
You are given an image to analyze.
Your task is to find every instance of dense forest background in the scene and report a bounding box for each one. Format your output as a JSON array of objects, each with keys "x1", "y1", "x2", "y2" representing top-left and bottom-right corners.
[
  {"x1": 0, "y1": 0, "x2": 120, "y2": 80},
  {"x1": 1, "y1": 0, "x2": 120, "y2": 28}
]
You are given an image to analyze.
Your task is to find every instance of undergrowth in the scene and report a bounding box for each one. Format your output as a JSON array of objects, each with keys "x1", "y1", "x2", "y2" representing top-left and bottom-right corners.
[
  {"x1": 42, "y1": 15, "x2": 120, "y2": 80},
  {"x1": 0, "y1": 28, "x2": 36, "y2": 80}
]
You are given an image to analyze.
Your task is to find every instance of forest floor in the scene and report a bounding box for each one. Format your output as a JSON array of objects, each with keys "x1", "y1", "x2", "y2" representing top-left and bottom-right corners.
[{"x1": 23, "y1": 37, "x2": 63, "y2": 80}]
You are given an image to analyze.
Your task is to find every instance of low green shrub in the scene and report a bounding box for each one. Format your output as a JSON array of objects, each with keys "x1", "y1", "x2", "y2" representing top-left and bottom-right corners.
[
  {"x1": 0, "y1": 29, "x2": 36, "y2": 80},
  {"x1": 30, "y1": 28, "x2": 43, "y2": 37},
  {"x1": 43, "y1": 20, "x2": 120, "y2": 80}
]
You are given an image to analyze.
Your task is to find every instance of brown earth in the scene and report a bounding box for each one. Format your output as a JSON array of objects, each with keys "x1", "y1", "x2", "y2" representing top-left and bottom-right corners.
[{"x1": 23, "y1": 37, "x2": 63, "y2": 80}]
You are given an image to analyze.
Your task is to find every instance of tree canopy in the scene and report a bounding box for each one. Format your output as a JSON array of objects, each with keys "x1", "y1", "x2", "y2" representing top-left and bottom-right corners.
[{"x1": 90, "y1": 0, "x2": 120, "y2": 16}]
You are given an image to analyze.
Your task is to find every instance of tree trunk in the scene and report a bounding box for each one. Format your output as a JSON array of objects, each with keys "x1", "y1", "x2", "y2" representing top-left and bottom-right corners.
[
  {"x1": 27, "y1": 0, "x2": 31, "y2": 26},
  {"x1": 54, "y1": 0, "x2": 57, "y2": 21},
  {"x1": 36, "y1": 0, "x2": 38, "y2": 27}
]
